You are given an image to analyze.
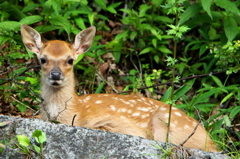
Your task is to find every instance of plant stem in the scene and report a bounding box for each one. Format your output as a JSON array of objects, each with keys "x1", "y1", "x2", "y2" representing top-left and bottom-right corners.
[{"x1": 166, "y1": 0, "x2": 179, "y2": 143}]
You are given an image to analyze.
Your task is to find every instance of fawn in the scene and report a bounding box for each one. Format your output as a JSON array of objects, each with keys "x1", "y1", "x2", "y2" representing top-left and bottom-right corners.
[{"x1": 21, "y1": 24, "x2": 217, "y2": 152}]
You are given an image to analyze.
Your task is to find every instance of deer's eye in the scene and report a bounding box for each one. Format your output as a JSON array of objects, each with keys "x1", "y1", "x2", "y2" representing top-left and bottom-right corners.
[
  {"x1": 68, "y1": 59, "x2": 74, "y2": 65},
  {"x1": 40, "y1": 58, "x2": 46, "y2": 64}
]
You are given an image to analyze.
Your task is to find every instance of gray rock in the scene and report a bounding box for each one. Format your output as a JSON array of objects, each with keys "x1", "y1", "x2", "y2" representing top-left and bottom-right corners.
[{"x1": 0, "y1": 115, "x2": 228, "y2": 159}]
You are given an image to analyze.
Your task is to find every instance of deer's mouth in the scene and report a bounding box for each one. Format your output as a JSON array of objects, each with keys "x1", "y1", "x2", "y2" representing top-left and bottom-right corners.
[{"x1": 48, "y1": 79, "x2": 64, "y2": 87}]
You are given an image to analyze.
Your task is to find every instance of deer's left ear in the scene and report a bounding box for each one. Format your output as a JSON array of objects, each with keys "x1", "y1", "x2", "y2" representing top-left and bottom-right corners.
[{"x1": 73, "y1": 26, "x2": 96, "y2": 56}]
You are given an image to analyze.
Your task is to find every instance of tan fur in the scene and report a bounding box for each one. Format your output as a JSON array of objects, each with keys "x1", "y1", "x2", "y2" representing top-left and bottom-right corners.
[{"x1": 21, "y1": 24, "x2": 217, "y2": 152}]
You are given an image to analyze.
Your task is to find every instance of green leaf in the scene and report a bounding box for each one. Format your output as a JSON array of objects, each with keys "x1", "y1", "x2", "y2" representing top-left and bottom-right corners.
[
  {"x1": 16, "y1": 135, "x2": 30, "y2": 147},
  {"x1": 174, "y1": 79, "x2": 196, "y2": 100},
  {"x1": 0, "y1": 2, "x2": 26, "y2": 20},
  {"x1": 22, "y1": 4, "x2": 40, "y2": 12},
  {"x1": 95, "y1": 81, "x2": 105, "y2": 94},
  {"x1": 0, "y1": 35, "x2": 11, "y2": 45},
  {"x1": 223, "y1": 16, "x2": 239, "y2": 42},
  {"x1": 139, "y1": 4, "x2": 151, "y2": 17},
  {"x1": 0, "y1": 21, "x2": 20, "y2": 31},
  {"x1": 201, "y1": 0, "x2": 213, "y2": 19},
  {"x1": 211, "y1": 75, "x2": 224, "y2": 87},
  {"x1": 74, "y1": 17, "x2": 86, "y2": 30},
  {"x1": 49, "y1": 15, "x2": 71, "y2": 35},
  {"x1": 35, "y1": 25, "x2": 60, "y2": 33},
  {"x1": 220, "y1": 93, "x2": 233, "y2": 104},
  {"x1": 191, "y1": 89, "x2": 217, "y2": 106},
  {"x1": 139, "y1": 47, "x2": 153, "y2": 55},
  {"x1": 112, "y1": 41, "x2": 122, "y2": 63},
  {"x1": 33, "y1": 145, "x2": 40, "y2": 153},
  {"x1": 160, "y1": 87, "x2": 172, "y2": 102},
  {"x1": 20, "y1": 15, "x2": 43, "y2": 25},
  {"x1": 88, "y1": 13, "x2": 95, "y2": 25},
  {"x1": 179, "y1": 3, "x2": 201, "y2": 25},
  {"x1": 32, "y1": 130, "x2": 46, "y2": 144},
  {"x1": 115, "y1": 31, "x2": 129, "y2": 40},
  {"x1": 94, "y1": 0, "x2": 107, "y2": 9},
  {"x1": 158, "y1": 45, "x2": 172, "y2": 54},
  {"x1": 230, "y1": 106, "x2": 240, "y2": 118},
  {"x1": 17, "y1": 104, "x2": 27, "y2": 112},
  {"x1": 215, "y1": 0, "x2": 240, "y2": 15}
]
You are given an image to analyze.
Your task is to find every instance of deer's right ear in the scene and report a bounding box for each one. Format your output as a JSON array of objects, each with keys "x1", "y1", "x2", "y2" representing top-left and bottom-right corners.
[{"x1": 21, "y1": 24, "x2": 43, "y2": 54}]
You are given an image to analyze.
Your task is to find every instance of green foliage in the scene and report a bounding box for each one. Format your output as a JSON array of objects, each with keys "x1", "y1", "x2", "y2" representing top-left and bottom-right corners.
[{"x1": 16, "y1": 130, "x2": 46, "y2": 158}]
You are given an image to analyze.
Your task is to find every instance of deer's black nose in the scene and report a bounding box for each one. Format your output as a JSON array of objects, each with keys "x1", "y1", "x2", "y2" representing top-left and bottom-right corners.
[{"x1": 51, "y1": 72, "x2": 61, "y2": 80}]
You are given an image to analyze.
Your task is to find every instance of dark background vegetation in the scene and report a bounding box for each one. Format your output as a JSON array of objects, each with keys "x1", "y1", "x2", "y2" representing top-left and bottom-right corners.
[{"x1": 0, "y1": 0, "x2": 240, "y2": 156}]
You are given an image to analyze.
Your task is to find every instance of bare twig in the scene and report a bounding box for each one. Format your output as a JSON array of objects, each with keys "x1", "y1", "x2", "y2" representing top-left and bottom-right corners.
[{"x1": 71, "y1": 114, "x2": 77, "y2": 126}]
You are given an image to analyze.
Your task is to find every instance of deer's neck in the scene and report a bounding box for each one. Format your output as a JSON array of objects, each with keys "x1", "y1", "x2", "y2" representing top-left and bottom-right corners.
[{"x1": 41, "y1": 77, "x2": 77, "y2": 121}]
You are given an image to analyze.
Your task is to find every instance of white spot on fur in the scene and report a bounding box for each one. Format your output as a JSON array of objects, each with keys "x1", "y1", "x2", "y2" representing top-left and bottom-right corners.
[
  {"x1": 137, "y1": 99, "x2": 142, "y2": 102},
  {"x1": 120, "y1": 116, "x2": 126, "y2": 119},
  {"x1": 132, "y1": 112, "x2": 141, "y2": 116},
  {"x1": 140, "y1": 123, "x2": 148, "y2": 128},
  {"x1": 83, "y1": 96, "x2": 91, "y2": 103},
  {"x1": 129, "y1": 100, "x2": 136, "y2": 103},
  {"x1": 175, "y1": 112, "x2": 182, "y2": 116},
  {"x1": 103, "y1": 94, "x2": 109, "y2": 96},
  {"x1": 164, "y1": 113, "x2": 169, "y2": 118},
  {"x1": 149, "y1": 100, "x2": 154, "y2": 105},
  {"x1": 141, "y1": 98, "x2": 146, "y2": 101},
  {"x1": 144, "y1": 102, "x2": 151, "y2": 106},
  {"x1": 160, "y1": 107, "x2": 167, "y2": 111},
  {"x1": 184, "y1": 125, "x2": 190, "y2": 129},
  {"x1": 110, "y1": 105, "x2": 116, "y2": 111},
  {"x1": 172, "y1": 107, "x2": 177, "y2": 110},
  {"x1": 95, "y1": 100, "x2": 102, "y2": 104},
  {"x1": 127, "y1": 110, "x2": 132, "y2": 113},
  {"x1": 113, "y1": 97, "x2": 119, "y2": 100},
  {"x1": 137, "y1": 107, "x2": 150, "y2": 112},
  {"x1": 121, "y1": 108, "x2": 127, "y2": 112}
]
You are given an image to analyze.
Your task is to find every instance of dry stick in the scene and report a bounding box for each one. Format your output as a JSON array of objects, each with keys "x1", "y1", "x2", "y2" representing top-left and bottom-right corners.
[
  {"x1": 72, "y1": 114, "x2": 77, "y2": 126},
  {"x1": 180, "y1": 108, "x2": 202, "y2": 147},
  {"x1": 55, "y1": 97, "x2": 72, "y2": 121}
]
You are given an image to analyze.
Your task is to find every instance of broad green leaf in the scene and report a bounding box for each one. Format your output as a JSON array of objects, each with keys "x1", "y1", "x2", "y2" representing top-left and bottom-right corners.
[
  {"x1": 223, "y1": 115, "x2": 231, "y2": 126},
  {"x1": 115, "y1": 31, "x2": 129, "y2": 40},
  {"x1": 16, "y1": 135, "x2": 30, "y2": 147},
  {"x1": 215, "y1": 0, "x2": 240, "y2": 15},
  {"x1": 49, "y1": 16, "x2": 71, "y2": 35},
  {"x1": 17, "y1": 104, "x2": 27, "y2": 112},
  {"x1": 191, "y1": 89, "x2": 217, "y2": 106},
  {"x1": 223, "y1": 16, "x2": 239, "y2": 42},
  {"x1": 139, "y1": 47, "x2": 153, "y2": 55},
  {"x1": 32, "y1": 130, "x2": 46, "y2": 144},
  {"x1": 201, "y1": 0, "x2": 213, "y2": 19},
  {"x1": 112, "y1": 41, "x2": 122, "y2": 63},
  {"x1": 20, "y1": 15, "x2": 43, "y2": 25},
  {"x1": 35, "y1": 25, "x2": 60, "y2": 33},
  {"x1": 74, "y1": 17, "x2": 86, "y2": 30},
  {"x1": 94, "y1": 0, "x2": 107, "y2": 9},
  {"x1": 0, "y1": 2, "x2": 26, "y2": 20},
  {"x1": 160, "y1": 87, "x2": 172, "y2": 102},
  {"x1": 106, "y1": 6, "x2": 117, "y2": 14},
  {"x1": 130, "y1": 31, "x2": 137, "y2": 41},
  {"x1": 158, "y1": 45, "x2": 172, "y2": 54},
  {"x1": 22, "y1": 4, "x2": 40, "y2": 12},
  {"x1": 0, "y1": 21, "x2": 20, "y2": 31},
  {"x1": 174, "y1": 79, "x2": 196, "y2": 100},
  {"x1": 230, "y1": 106, "x2": 240, "y2": 118},
  {"x1": 33, "y1": 145, "x2": 40, "y2": 153},
  {"x1": 139, "y1": 4, "x2": 151, "y2": 17},
  {"x1": 211, "y1": 75, "x2": 224, "y2": 87},
  {"x1": 95, "y1": 81, "x2": 105, "y2": 94},
  {"x1": 152, "y1": 39, "x2": 157, "y2": 48},
  {"x1": 179, "y1": 3, "x2": 201, "y2": 25}
]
